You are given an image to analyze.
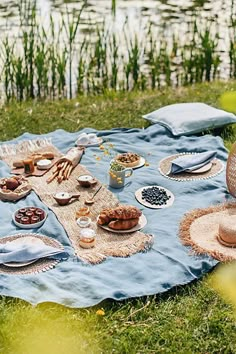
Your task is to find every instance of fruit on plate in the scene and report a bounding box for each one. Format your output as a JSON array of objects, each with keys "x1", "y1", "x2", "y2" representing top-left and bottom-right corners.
[
  {"x1": 14, "y1": 206, "x2": 46, "y2": 225},
  {"x1": 0, "y1": 176, "x2": 32, "y2": 201},
  {"x1": 141, "y1": 186, "x2": 171, "y2": 206},
  {"x1": 115, "y1": 152, "x2": 141, "y2": 168},
  {"x1": 97, "y1": 205, "x2": 142, "y2": 230},
  {"x1": 5, "y1": 177, "x2": 20, "y2": 191}
]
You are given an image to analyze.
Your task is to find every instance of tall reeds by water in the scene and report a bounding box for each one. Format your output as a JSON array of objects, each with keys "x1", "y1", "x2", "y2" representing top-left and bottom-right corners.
[{"x1": 1, "y1": 0, "x2": 235, "y2": 101}]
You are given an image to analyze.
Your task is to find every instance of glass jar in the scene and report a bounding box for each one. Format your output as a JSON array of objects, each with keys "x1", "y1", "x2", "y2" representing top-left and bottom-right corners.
[
  {"x1": 79, "y1": 228, "x2": 96, "y2": 249},
  {"x1": 23, "y1": 158, "x2": 35, "y2": 174},
  {"x1": 75, "y1": 206, "x2": 90, "y2": 219}
]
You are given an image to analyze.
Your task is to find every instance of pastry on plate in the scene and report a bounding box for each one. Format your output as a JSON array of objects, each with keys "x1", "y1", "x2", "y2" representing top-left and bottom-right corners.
[
  {"x1": 97, "y1": 205, "x2": 142, "y2": 230},
  {"x1": 115, "y1": 152, "x2": 141, "y2": 168},
  {"x1": 0, "y1": 176, "x2": 32, "y2": 201}
]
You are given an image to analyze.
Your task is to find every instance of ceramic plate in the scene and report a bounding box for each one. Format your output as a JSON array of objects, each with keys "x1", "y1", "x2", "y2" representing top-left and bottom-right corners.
[
  {"x1": 76, "y1": 137, "x2": 103, "y2": 147},
  {"x1": 3, "y1": 236, "x2": 44, "y2": 268},
  {"x1": 132, "y1": 156, "x2": 146, "y2": 170},
  {"x1": 135, "y1": 185, "x2": 175, "y2": 209},
  {"x1": 12, "y1": 208, "x2": 47, "y2": 229},
  {"x1": 98, "y1": 213, "x2": 147, "y2": 233},
  {"x1": 186, "y1": 162, "x2": 212, "y2": 174},
  {"x1": 112, "y1": 156, "x2": 146, "y2": 170}
]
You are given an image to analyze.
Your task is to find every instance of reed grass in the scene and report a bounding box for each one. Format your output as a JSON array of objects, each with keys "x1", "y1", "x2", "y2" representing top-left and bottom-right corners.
[{"x1": 0, "y1": 0, "x2": 235, "y2": 101}]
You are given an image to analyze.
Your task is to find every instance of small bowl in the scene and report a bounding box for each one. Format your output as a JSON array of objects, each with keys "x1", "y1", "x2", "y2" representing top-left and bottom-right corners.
[
  {"x1": 77, "y1": 216, "x2": 91, "y2": 228},
  {"x1": 37, "y1": 159, "x2": 52, "y2": 170},
  {"x1": 77, "y1": 174, "x2": 97, "y2": 188},
  {"x1": 53, "y1": 192, "x2": 80, "y2": 206},
  {"x1": 13, "y1": 207, "x2": 47, "y2": 229}
]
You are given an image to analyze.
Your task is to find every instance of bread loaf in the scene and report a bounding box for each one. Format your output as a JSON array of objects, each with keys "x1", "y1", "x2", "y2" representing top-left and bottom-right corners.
[
  {"x1": 97, "y1": 211, "x2": 113, "y2": 225},
  {"x1": 42, "y1": 152, "x2": 54, "y2": 159},
  {"x1": 13, "y1": 160, "x2": 24, "y2": 168},
  {"x1": 106, "y1": 205, "x2": 142, "y2": 220},
  {"x1": 108, "y1": 218, "x2": 139, "y2": 230}
]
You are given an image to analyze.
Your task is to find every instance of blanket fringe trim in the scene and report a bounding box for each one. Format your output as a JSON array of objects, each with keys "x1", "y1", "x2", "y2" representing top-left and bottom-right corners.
[
  {"x1": 76, "y1": 234, "x2": 154, "y2": 264},
  {"x1": 0, "y1": 138, "x2": 53, "y2": 157}
]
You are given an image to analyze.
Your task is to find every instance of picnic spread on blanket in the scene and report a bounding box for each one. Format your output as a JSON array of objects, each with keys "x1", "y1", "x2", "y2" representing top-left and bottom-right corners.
[{"x1": 0, "y1": 123, "x2": 234, "y2": 308}]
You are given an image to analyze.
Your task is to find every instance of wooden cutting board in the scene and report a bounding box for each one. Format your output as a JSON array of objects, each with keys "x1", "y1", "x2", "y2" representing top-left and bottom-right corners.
[{"x1": 11, "y1": 157, "x2": 59, "y2": 177}]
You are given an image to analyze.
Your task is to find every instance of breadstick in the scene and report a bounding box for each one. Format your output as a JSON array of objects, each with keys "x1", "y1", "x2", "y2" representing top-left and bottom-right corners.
[
  {"x1": 67, "y1": 165, "x2": 73, "y2": 179},
  {"x1": 58, "y1": 162, "x2": 66, "y2": 179},
  {"x1": 64, "y1": 162, "x2": 72, "y2": 179},
  {"x1": 46, "y1": 169, "x2": 59, "y2": 183}
]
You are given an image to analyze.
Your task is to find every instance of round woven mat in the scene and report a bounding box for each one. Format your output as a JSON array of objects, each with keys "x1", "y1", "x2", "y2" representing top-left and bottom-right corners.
[
  {"x1": 0, "y1": 233, "x2": 64, "y2": 275},
  {"x1": 158, "y1": 153, "x2": 224, "y2": 182}
]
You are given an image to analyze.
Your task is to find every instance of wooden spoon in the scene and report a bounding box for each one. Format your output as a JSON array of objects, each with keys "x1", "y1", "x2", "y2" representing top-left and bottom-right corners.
[{"x1": 85, "y1": 185, "x2": 103, "y2": 205}]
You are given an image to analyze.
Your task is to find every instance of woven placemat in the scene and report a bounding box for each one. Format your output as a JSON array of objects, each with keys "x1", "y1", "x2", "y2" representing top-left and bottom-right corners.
[
  {"x1": 1, "y1": 142, "x2": 153, "y2": 264},
  {"x1": 30, "y1": 164, "x2": 153, "y2": 264},
  {"x1": 159, "y1": 153, "x2": 224, "y2": 182},
  {"x1": 0, "y1": 233, "x2": 64, "y2": 275}
]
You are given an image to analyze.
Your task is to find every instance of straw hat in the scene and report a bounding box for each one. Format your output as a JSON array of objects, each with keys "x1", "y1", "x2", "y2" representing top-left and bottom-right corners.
[{"x1": 179, "y1": 203, "x2": 236, "y2": 262}]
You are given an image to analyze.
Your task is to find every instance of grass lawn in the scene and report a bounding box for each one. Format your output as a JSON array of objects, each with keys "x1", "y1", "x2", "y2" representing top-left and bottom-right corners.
[{"x1": 0, "y1": 81, "x2": 236, "y2": 354}]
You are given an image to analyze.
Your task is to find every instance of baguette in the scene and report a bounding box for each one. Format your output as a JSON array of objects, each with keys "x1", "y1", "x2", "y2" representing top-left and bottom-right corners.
[
  {"x1": 108, "y1": 218, "x2": 139, "y2": 230},
  {"x1": 42, "y1": 152, "x2": 54, "y2": 159},
  {"x1": 13, "y1": 160, "x2": 24, "y2": 168}
]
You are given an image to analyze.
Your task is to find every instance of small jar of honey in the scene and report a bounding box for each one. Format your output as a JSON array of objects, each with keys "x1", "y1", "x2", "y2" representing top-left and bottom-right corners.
[
  {"x1": 75, "y1": 206, "x2": 90, "y2": 219},
  {"x1": 23, "y1": 158, "x2": 35, "y2": 174}
]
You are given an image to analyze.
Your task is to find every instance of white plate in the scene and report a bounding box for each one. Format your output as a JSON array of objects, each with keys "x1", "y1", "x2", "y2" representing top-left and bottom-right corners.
[
  {"x1": 3, "y1": 236, "x2": 44, "y2": 268},
  {"x1": 98, "y1": 213, "x2": 147, "y2": 233},
  {"x1": 186, "y1": 162, "x2": 212, "y2": 174},
  {"x1": 135, "y1": 185, "x2": 175, "y2": 209},
  {"x1": 113, "y1": 156, "x2": 146, "y2": 170},
  {"x1": 76, "y1": 137, "x2": 103, "y2": 147},
  {"x1": 12, "y1": 208, "x2": 47, "y2": 229},
  {"x1": 132, "y1": 156, "x2": 146, "y2": 170}
]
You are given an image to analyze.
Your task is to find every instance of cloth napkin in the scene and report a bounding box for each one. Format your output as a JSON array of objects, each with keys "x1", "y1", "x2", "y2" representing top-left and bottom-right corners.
[
  {"x1": 0, "y1": 240, "x2": 69, "y2": 264},
  {"x1": 170, "y1": 151, "x2": 217, "y2": 174}
]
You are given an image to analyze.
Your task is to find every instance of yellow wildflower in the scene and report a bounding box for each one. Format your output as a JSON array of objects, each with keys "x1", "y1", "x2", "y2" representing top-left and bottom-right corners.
[
  {"x1": 99, "y1": 145, "x2": 105, "y2": 150},
  {"x1": 96, "y1": 309, "x2": 105, "y2": 316}
]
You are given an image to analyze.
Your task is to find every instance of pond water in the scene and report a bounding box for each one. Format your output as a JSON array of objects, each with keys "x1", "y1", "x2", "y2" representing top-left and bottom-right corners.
[
  {"x1": 0, "y1": 0, "x2": 235, "y2": 100},
  {"x1": 0, "y1": 0, "x2": 233, "y2": 40}
]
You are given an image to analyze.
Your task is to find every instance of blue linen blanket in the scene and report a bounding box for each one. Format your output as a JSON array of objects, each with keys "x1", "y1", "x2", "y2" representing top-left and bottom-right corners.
[{"x1": 0, "y1": 125, "x2": 229, "y2": 308}]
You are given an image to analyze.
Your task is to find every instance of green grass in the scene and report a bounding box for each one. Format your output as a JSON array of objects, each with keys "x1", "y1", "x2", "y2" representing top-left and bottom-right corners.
[{"x1": 0, "y1": 81, "x2": 236, "y2": 353}]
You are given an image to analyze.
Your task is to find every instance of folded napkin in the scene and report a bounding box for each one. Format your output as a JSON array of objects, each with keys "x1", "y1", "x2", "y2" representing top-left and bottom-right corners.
[
  {"x1": 170, "y1": 151, "x2": 217, "y2": 174},
  {"x1": 0, "y1": 240, "x2": 68, "y2": 264}
]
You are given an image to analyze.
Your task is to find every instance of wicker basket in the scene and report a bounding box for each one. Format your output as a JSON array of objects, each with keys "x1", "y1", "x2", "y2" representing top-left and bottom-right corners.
[{"x1": 226, "y1": 142, "x2": 236, "y2": 197}]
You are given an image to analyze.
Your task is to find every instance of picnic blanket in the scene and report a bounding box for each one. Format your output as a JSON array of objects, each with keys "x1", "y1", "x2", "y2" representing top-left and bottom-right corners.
[{"x1": 0, "y1": 124, "x2": 229, "y2": 308}]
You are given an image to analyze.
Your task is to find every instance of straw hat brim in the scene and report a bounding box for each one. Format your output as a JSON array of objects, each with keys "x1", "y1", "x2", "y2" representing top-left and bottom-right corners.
[{"x1": 179, "y1": 202, "x2": 236, "y2": 262}]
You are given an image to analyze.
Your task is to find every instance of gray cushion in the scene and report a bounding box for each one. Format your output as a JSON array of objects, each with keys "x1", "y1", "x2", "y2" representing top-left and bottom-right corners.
[{"x1": 143, "y1": 102, "x2": 236, "y2": 136}]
